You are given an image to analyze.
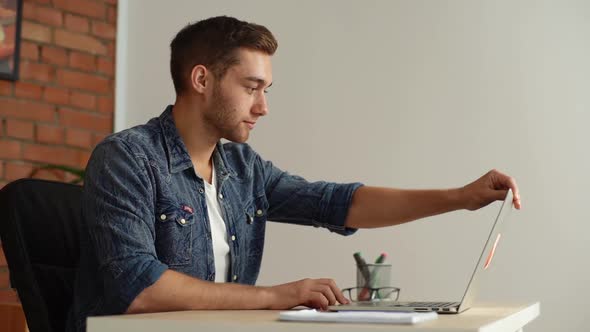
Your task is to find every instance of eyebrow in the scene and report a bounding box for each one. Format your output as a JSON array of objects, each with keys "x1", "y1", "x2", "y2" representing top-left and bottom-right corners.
[{"x1": 245, "y1": 76, "x2": 273, "y2": 88}]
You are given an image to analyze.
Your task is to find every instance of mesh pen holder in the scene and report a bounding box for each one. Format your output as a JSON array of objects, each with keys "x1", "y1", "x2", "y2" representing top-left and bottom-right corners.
[{"x1": 352, "y1": 263, "x2": 397, "y2": 302}]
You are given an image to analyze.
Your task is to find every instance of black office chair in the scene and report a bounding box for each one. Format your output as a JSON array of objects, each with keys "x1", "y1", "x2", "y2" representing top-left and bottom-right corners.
[{"x1": 0, "y1": 178, "x2": 81, "y2": 332}]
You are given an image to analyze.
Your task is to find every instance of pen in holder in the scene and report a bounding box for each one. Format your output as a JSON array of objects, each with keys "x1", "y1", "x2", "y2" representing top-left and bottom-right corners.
[{"x1": 356, "y1": 263, "x2": 392, "y2": 301}]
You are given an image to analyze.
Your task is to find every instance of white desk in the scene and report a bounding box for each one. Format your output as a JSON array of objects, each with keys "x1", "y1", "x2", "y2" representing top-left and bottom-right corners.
[{"x1": 87, "y1": 302, "x2": 540, "y2": 332}]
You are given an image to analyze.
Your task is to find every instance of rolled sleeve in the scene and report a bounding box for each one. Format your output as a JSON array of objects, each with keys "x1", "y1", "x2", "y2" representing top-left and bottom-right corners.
[
  {"x1": 257, "y1": 153, "x2": 364, "y2": 235},
  {"x1": 106, "y1": 257, "x2": 168, "y2": 313},
  {"x1": 83, "y1": 139, "x2": 167, "y2": 313},
  {"x1": 319, "y1": 181, "x2": 364, "y2": 235}
]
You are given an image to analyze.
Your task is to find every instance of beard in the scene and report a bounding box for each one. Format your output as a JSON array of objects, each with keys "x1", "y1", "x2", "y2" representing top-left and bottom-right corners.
[{"x1": 203, "y1": 82, "x2": 249, "y2": 143}]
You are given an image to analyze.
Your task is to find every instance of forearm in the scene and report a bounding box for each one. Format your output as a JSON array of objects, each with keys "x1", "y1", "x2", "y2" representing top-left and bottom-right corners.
[
  {"x1": 126, "y1": 269, "x2": 274, "y2": 313},
  {"x1": 345, "y1": 186, "x2": 465, "y2": 228}
]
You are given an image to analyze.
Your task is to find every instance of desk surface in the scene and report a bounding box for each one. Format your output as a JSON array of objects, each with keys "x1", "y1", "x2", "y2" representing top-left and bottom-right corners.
[{"x1": 87, "y1": 302, "x2": 540, "y2": 332}]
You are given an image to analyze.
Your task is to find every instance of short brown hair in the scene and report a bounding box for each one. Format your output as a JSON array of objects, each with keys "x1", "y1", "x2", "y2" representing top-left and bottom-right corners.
[{"x1": 170, "y1": 16, "x2": 278, "y2": 95}]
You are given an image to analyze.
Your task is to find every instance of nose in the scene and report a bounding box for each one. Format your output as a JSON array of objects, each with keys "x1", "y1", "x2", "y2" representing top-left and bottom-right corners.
[{"x1": 252, "y1": 92, "x2": 269, "y2": 116}]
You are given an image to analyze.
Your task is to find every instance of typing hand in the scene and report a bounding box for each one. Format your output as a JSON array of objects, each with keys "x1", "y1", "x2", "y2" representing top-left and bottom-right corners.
[
  {"x1": 267, "y1": 278, "x2": 350, "y2": 311},
  {"x1": 461, "y1": 169, "x2": 521, "y2": 210}
]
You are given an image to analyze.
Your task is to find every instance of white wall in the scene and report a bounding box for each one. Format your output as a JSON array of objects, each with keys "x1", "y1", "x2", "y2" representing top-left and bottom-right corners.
[{"x1": 117, "y1": 1, "x2": 590, "y2": 331}]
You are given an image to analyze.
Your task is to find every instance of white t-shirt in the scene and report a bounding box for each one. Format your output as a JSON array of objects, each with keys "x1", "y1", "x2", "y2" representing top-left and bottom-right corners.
[{"x1": 203, "y1": 162, "x2": 230, "y2": 282}]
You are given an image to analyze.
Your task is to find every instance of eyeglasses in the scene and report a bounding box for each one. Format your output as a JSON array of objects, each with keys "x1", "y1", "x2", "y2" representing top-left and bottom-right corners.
[{"x1": 341, "y1": 287, "x2": 401, "y2": 302}]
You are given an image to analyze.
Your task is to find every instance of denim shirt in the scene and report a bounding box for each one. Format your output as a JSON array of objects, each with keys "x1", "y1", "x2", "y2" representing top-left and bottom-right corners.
[{"x1": 67, "y1": 105, "x2": 363, "y2": 331}]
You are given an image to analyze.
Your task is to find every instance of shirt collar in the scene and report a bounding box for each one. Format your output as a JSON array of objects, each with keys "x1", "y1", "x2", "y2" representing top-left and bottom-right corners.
[{"x1": 158, "y1": 105, "x2": 236, "y2": 178}]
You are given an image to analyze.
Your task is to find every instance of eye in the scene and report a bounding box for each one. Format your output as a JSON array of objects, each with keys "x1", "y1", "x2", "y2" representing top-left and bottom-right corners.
[{"x1": 246, "y1": 87, "x2": 256, "y2": 94}]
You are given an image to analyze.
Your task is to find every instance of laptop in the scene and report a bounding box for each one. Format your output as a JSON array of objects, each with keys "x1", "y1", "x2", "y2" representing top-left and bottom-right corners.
[{"x1": 329, "y1": 189, "x2": 514, "y2": 314}]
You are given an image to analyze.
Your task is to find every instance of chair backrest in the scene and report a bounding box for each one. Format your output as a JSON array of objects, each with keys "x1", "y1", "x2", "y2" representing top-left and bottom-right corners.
[{"x1": 0, "y1": 179, "x2": 82, "y2": 332}]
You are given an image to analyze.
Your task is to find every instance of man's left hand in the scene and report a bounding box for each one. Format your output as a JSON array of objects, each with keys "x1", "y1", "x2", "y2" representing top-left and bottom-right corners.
[{"x1": 460, "y1": 169, "x2": 521, "y2": 211}]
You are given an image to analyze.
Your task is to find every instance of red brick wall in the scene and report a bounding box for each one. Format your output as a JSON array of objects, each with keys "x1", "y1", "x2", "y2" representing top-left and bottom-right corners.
[{"x1": 0, "y1": 0, "x2": 117, "y2": 303}]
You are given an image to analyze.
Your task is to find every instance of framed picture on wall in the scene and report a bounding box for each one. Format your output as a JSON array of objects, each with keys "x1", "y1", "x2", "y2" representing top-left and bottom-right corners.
[{"x1": 0, "y1": 0, "x2": 22, "y2": 81}]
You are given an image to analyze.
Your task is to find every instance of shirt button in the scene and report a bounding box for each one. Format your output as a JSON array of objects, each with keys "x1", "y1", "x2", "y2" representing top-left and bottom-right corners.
[
  {"x1": 256, "y1": 209, "x2": 263, "y2": 216},
  {"x1": 233, "y1": 275, "x2": 238, "y2": 281},
  {"x1": 231, "y1": 235, "x2": 236, "y2": 241},
  {"x1": 160, "y1": 214, "x2": 167, "y2": 221},
  {"x1": 180, "y1": 218, "x2": 186, "y2": 224},
  {"x1": 218, "y1": 193, "x2": 224, "y2": 200},
  {"x1": 198, "y1": 188, "x2": 204, "y2": 194}
]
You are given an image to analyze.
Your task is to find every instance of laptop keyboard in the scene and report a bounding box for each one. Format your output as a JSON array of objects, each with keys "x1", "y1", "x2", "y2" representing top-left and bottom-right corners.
[
  {"x1": 404, "y1": 302, "x2": 458, "y2": 308},
  {"x1": 407, "y1": 302, "x2": 457, "y2": 308}
]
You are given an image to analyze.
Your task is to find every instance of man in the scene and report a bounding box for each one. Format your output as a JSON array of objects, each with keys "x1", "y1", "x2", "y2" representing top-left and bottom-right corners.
[{"x1": 67, "y1": 16, "x2": 521, "y2": 332}]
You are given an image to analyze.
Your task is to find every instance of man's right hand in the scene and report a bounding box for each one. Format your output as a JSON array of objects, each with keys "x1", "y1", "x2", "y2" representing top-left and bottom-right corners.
[{"x1": 266, "y1": 278, "x2": 350, "y2": 311}]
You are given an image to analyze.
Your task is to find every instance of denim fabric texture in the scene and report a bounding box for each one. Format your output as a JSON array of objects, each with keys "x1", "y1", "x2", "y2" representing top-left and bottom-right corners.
[{"x1": 67, "y1": 105, "x2": 363, "y2": 331}]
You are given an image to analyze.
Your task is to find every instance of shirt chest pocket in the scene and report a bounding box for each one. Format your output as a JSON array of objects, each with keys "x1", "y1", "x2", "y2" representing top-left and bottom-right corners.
[
  {"x1": 243, "y1": 196, "x2": 269, "y2": 256},
  {"x1": 154, "y1": 202, "x2": 195, "y2": 267}
]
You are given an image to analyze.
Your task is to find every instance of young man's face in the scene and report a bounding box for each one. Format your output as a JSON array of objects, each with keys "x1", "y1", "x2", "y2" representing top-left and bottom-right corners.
[{"x1": 203, "y1": 48, "x2": 273, "y2": 143}]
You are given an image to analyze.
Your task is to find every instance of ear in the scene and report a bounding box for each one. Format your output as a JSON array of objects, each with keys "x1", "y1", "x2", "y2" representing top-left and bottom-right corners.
[{"x1": 190, "y1": 65, "x2": 209, "y2": 94}]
